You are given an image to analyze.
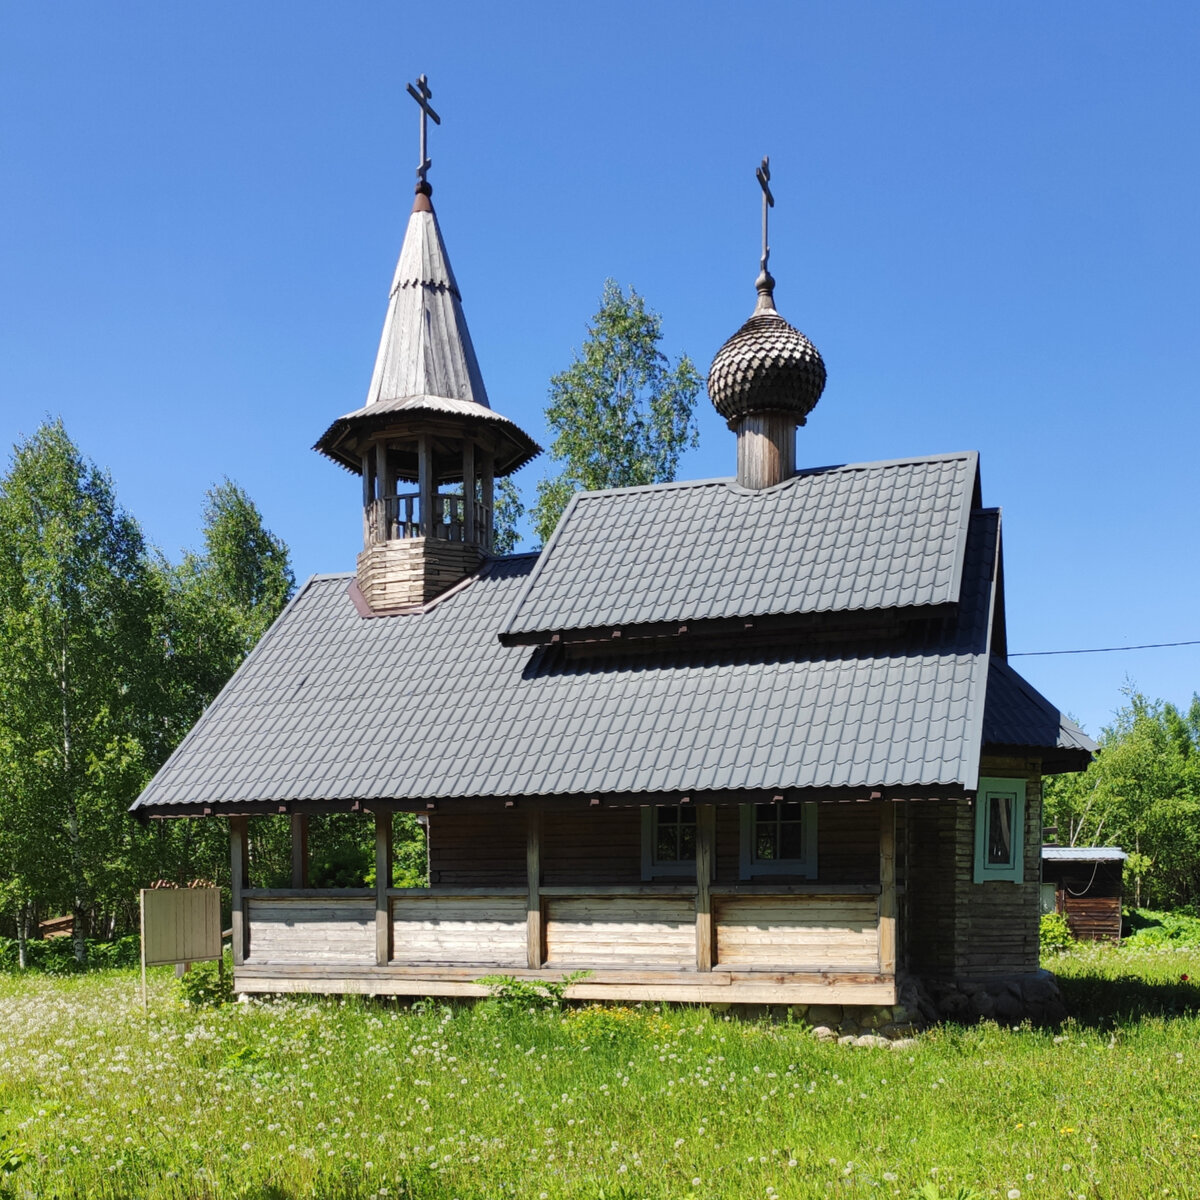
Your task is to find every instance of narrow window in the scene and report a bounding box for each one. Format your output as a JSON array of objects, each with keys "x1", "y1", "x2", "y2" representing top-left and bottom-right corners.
[
  {"x1": 973, "y1": 777, "x2": 1026, "y2": 884},
  {"x1": 739, "y1": 801, "x2": 818, "y2": 879},
  {"x1": 641, "y1": 806, "x2": 697, "y2": 879}
]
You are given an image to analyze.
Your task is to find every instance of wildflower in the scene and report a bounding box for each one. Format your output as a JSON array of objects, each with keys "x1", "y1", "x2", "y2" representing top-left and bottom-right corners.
[{"x1": 1007, "y1": 1191, "x2": 1021, "y2": 1199}]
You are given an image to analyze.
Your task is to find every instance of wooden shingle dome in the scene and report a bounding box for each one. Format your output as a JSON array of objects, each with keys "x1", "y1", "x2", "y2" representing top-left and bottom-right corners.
[{"x1": 707, "y1": 274, "x2": 826, "y2": 427}]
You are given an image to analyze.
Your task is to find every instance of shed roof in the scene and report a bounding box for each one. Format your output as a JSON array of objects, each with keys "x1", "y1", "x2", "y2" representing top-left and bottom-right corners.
[
  {"x1": 134, "y1": 514, "x2": 1006, "y2": 814},
  {"x1": 1042, "y1": 847, "x2": 1127, "y2": 863},
  {"x1": 499, "y1": 453, "x2": 979, "y2": 644}
]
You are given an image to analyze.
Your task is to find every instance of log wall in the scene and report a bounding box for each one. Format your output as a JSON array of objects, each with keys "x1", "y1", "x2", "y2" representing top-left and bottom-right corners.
[
  {"x1": 714, "y1": 894, "x2": 879, "y2": 970},
  {"x1": 544, "y1": 895, "x2": 695, "y2": 968},
  {"x1": 391, "y1": 894, "x2": 526, "y2": 966},
  {"x1": 246, "y1": 897, "x2": 374, "y2": 964}
]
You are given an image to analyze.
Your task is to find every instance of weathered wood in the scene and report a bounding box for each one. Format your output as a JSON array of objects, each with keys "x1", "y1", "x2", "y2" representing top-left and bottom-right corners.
[
  {"x1": 710, "y1": 883, "x2": 881, "y2": 896},
  {"x1": 479, "y1": 451, "x2": 494, "y2": 551},
  {"x1": 462, "y1": 440, "x2": 476, "y2": 544},
  {"x1": 714, "y1": 894, "x2": 879, "y2": 969},
  {"x1": 385, "y1": 886, "x2": 527, "y2": 898},
  {"x1": 417, "y1": 434, "x2": 433, "y2": 537},
  {"x1": 527, "y1": 809, "x2": 543, "y2": 969},
  {"x1": 246, "y1": 897, "x2": 374, "y2": 964},
  {"x1": 375, "y1": 810, "x2": 393, "y2": 966},
  {"x1": 736, "y1": 412, "x2": 796, "y2": 489},
  {"x1": 233, "y1": 970, "x2": 896, "y2": 1006},
  {"x1": 391, "y1": 895, "x2": 526, "y2": 966},
  {"x1": 290, "y1": 814, "x2": 309, "y2": 889},
  {"x1": 243, "y1": 888, "x2": 374, "y2": 899},
  {"x1": 538, "y1": 885, "x2": 697, "y2": 897},
  {"x1": 230, "y1": 816, "x2": 249, "y2": 966},
  {"x1": 879, "y1": 799, "x2": 896, "y2": 974},
  {"x1": 696, "y1": 804, "x2": 715, "y2": 971},
  {"x1": 544, "y1": 895, "x2": 695, "y2": 967}
]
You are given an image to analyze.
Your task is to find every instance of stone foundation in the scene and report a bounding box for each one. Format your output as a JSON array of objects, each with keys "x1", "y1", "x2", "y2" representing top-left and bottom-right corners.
[{"x1": 785, "y1": 970, "x2": 1066, "y2": 1038}]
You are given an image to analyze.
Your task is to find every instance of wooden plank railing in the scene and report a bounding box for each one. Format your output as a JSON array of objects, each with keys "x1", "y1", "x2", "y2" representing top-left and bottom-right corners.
[{"x1": 364, "y1": 493, "x2": 493, "y2": 548}]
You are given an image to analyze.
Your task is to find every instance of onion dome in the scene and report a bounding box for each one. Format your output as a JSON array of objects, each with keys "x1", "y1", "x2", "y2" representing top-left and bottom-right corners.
[{"x1": 707, "y1": 269, "x2": 826, "y2": 426}]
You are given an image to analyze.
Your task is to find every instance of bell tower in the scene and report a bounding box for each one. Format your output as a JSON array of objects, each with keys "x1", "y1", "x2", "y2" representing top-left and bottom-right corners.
[{"x1": 314, "y1": 75, "x2": 540, "y2": 611}]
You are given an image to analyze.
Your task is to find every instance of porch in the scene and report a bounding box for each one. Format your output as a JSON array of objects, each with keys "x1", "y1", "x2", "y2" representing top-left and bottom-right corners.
[{"x1": 229, "y1": 803, "x2": 899, "y2": 1005}]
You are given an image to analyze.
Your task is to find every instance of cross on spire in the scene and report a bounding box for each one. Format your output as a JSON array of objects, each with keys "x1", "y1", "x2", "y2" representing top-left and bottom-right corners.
[
  {"x1": 406, "y1": 73, "x2": 442, "y2": 189},
  {"x1": 756, "y1": 156, "x2": 774, "y2": 275}
]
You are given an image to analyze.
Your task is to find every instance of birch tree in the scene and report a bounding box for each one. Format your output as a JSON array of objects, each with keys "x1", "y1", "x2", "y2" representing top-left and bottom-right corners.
[
  {"x1": 0, "y1": 421, "x2": 155, "y2": 964},
  {"x1": 532, "y1": 281, "x2": 702, "y2": 543}
]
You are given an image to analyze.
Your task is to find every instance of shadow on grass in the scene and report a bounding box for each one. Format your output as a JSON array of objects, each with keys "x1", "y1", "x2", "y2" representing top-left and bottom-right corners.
[{"x1": 1057, "y1": 972, "x2": 1200, "y2": 1028}]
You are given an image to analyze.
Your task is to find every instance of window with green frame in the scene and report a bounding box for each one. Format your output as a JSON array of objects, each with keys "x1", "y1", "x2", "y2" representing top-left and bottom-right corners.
[
  {"x1": 973, "y1": 777, "x2": 1026, "y2": 884},
  {"x1": 738, "y1": 801, "x2": 818, "y2": 879}
]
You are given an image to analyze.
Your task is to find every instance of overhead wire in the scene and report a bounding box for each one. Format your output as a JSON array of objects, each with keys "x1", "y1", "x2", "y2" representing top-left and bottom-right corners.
[{"x1": 1009, "y1": 639, "x2": 1200, "y2": 658}]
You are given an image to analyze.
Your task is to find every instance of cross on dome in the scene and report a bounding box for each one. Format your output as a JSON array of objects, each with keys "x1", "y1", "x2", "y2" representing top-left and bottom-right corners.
[
  {"x1": 756, "y1": 155, "x2": 774, "y2": 278},
  {"x1": 406, "y1": 73, "x2": 442, "y2": 189}
]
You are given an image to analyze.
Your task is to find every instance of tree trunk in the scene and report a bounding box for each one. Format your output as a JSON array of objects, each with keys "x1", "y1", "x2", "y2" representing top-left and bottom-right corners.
[{"x1": 16, "y1": 906, "x2": 28, "y2": 971}]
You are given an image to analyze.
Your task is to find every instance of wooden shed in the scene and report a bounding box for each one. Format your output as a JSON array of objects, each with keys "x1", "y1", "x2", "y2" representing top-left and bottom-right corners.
[
  {"x1": 1041, "y1": 846, "x2": 1126, "y2": 942},
  {"x1": 131, "y1": 140, "x2": 1096, "y2": 1014}
]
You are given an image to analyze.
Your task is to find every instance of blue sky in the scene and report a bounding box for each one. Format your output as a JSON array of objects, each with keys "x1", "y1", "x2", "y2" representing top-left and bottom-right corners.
[{"x1": 2, "y1": 2, "x2": 1198, "y2": 739}]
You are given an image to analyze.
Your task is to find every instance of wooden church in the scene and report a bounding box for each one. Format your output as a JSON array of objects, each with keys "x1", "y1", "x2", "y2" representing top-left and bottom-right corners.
[{"x1": 132, "y1": 83, "x2": 1095, "y2": 1014}]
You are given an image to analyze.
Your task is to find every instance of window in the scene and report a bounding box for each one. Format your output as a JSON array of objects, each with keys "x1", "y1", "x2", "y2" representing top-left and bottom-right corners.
[
  {"x1": 973, "y1": 777, "x2": 1026, "y2": 884},
  {"x1": 738, "y1": 801, "x2": 818, "y2": 879},
  {"x1": 640, "y1": 805, "x2": 697, "y2": 879}
]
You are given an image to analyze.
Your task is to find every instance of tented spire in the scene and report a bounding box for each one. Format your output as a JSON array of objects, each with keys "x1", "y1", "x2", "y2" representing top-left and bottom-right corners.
[{"x1": 363, "y1": 190, "x2": 491, "y2": 410}]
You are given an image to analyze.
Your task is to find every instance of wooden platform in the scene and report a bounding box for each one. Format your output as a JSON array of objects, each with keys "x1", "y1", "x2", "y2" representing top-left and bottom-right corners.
[{"x1": 234, "y1": 961, "x2": 896, "y2": 1005}]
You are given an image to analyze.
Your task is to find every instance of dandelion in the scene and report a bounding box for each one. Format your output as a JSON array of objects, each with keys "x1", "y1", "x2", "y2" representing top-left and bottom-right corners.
[
  {"x1": 1008, "y1": 1191, "x2": 1021, "y2": 1199},
  {"x1": 692, "y1": 1178, "x2": 701, "y2": 1187}
]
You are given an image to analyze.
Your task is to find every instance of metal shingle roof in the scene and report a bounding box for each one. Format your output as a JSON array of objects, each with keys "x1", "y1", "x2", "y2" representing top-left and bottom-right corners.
[
  {"x1": 132, "y1": 504, "x2": 1002, "y2": 814},
  {"x1": 499, "y1": 452, "x2": 979, "y2": 643},
  {"x1": 982, "y1": 656, "x2": 1097, "y2": 762}
]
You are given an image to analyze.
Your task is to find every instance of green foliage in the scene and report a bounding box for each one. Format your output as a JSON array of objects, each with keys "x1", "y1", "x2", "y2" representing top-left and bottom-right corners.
[
  {"x1": 0, "y1": 419, "x2": 157, "y2": 964},
  {"x1": 0, "y1": 935, "x2": 140, "y2": 974},
  {"x1": 532, "y1": 280, "x2": 702, "y2": 543},
  {"x1": 1122, "y1": 907, "x2": 1200, "y2": 949},
  {"x1": 177, "y1": 951, "x2": 234, "y2": 1007},
  {"x1": 0, "y1": 421, "x2": 296, "y2": 947},
  {"x1": 1038, "y1": 911, "x2": 1074, "y2": 954},
  {"x1": 1043, "y1": 689, "x2": 1200, "y2": 909},
  {"x1": 475, "y1": 969, "x2": 591, "y2": 1012},
  {"x1": 491, "y1": 476, "x2": 525, "y2": 555}
]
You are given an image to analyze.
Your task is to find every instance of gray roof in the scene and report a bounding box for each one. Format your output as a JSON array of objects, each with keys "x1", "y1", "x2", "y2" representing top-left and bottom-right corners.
[
  {"x1": 133, "y1": 502, "x2": 1011, "y2": 814},
  {"x1": 982, "y1": 656, "x2": 1097, "y2": 766},
  {"x1": 499, "y1": 453, "x2": 980, "y2": 644},
  {"x1": 1042, "y1": 846, "x2": 1127, "y2": 863}
]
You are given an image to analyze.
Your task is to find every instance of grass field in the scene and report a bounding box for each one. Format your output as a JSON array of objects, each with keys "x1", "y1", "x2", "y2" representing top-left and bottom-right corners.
[{"x1": 1, "y1": 944, "x2": 1198, "y2": 1199}]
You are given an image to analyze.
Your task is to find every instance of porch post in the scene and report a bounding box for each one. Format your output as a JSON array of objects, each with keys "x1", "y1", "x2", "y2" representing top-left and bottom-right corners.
[
  {"x1": 375, "y1": 810, "x2": 393, "y2": 966},
  {"x1": 462, "y1": 440, "x2": 476, "y2": 544},
  {"x1": 696, "y1": 804, "x2": 716, "y2": 971},
  {"x1": 526, "y1": 809, "x2": 543, "y2": 969},
  {"x1": 879, "y1": 800, "x2": 897, "y2": 975},
  {"x1": 229, "y1": 816, "x2": 249, "y2": 966},
  {"x1": 290, "y1": 814, "x2": 308, "y2": 888}
]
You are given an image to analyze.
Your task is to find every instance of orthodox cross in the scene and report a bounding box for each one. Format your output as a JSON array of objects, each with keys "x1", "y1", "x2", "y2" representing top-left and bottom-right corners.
[
  {"x1": 756, "y1": 155, "x2": 774, "y2": 274},
  {"x1": 406, "y1": 73, "x2": 442, "y2": 186}
]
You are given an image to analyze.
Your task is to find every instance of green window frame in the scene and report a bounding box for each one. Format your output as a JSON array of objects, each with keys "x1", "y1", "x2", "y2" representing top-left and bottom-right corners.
[
  {"x1": 738, "y1": 801, "x2": 818, "y2": 879},
  {"x1": 973, "y1": 777, "x2": 1026, "y2": 884}
]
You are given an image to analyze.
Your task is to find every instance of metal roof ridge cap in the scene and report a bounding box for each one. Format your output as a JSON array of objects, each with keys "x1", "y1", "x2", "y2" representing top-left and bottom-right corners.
[
  {"x1": 958, "y1": 510, "x2": 1002, "y2": 792},
  {"x1": 568, "y1": 475, "x2": 736, "y2": 502},
  {"x1": 946, "y1": 451, "x2": 983, "y2": 607}
]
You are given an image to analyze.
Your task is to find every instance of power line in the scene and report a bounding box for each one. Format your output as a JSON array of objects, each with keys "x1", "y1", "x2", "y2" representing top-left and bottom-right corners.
[{"x1": 1010, "y1": 639, "x2": 1200, "y2": 658}]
